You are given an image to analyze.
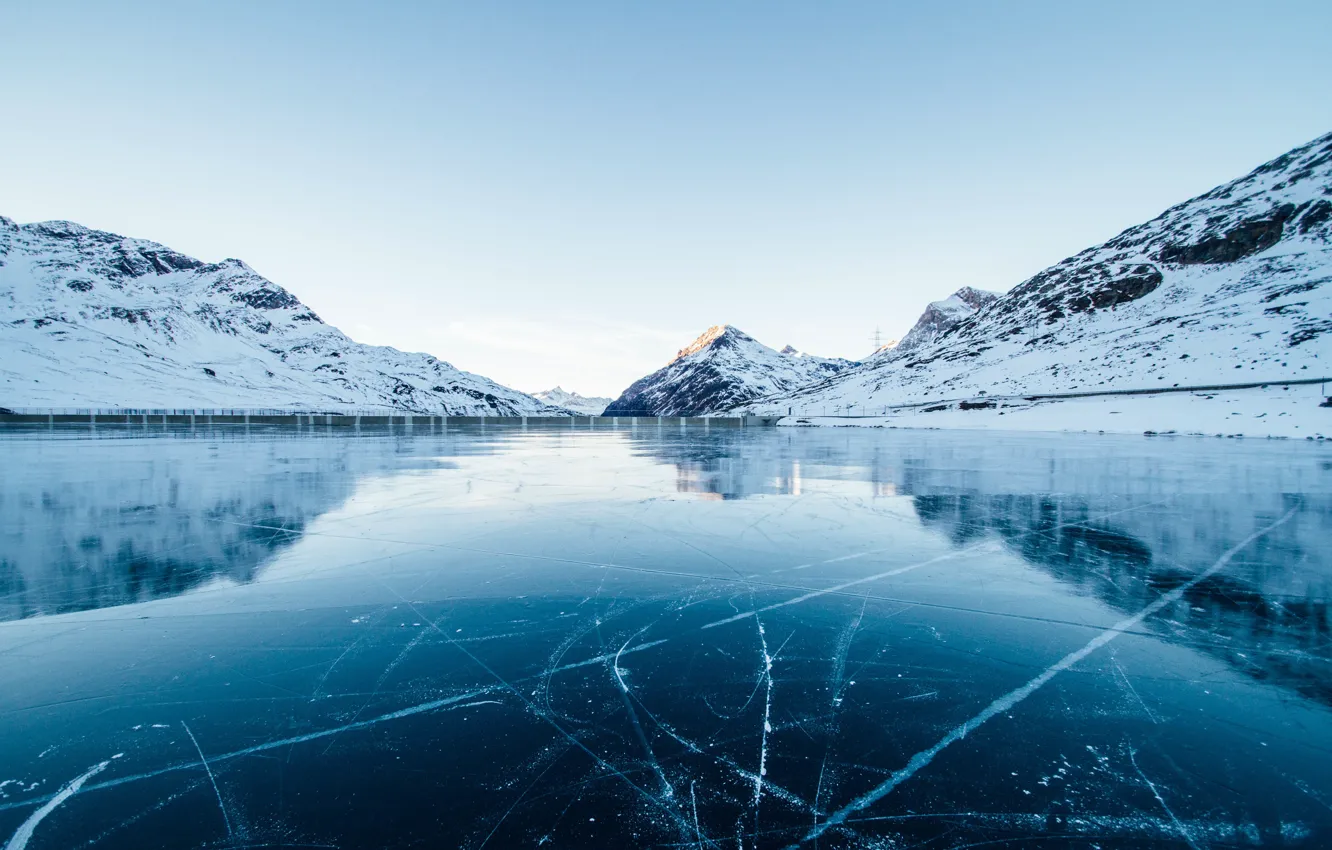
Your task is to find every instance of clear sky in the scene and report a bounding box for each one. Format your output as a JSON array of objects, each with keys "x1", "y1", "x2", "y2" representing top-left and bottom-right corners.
[{"x1": 3, "y1": 1, "x2": 1330, "y2": 397}]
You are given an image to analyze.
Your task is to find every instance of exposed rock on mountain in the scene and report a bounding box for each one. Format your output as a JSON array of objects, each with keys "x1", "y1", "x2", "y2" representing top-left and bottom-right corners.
[
  {"x1": 0, "y1": 218, "x2": 566, "y2": 414},
  {"x1": 531, "y1": 386, "x2": 612, "y2": 415},
  {"x1": 603, "y1": 325, "x2": 854, "y2": 416},
  {"x1": 752, "y1": 130, "x2": 1332, "y2": 413}
]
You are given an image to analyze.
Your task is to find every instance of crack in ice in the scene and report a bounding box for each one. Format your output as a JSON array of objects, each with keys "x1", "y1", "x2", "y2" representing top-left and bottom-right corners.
[
  {"x1": 1129, "y1": 746, "x2": 1200, "y2": 850},
  {"x1": 791, "y1": 504, "x2": 1299, "y2": 848},
  {"x1": 4, "y1": 761, "x2": 108, "y2": 850},
  {"x1": 0, "y1": 689, "x2": 500, "y2": 816},
  {"x1": 181, "y1": 722, "x2": 232, "y2": 838}
]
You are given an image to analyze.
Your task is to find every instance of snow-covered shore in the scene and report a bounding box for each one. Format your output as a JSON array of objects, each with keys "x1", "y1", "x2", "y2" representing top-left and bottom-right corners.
[{"x1": 780, "y1": 384, "x2": 1330, "y2": 439}]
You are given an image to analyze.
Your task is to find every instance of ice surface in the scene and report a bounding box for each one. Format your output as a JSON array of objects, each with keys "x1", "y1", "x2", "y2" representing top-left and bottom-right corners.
[{"x1": 1, "y1": 423, "x2": 1330, "y2": 848}]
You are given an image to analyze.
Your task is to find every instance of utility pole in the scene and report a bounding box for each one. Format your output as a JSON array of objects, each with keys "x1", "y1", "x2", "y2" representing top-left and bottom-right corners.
[{"x1": 870, "y1": 327, "x2": 883, "y2": 351}]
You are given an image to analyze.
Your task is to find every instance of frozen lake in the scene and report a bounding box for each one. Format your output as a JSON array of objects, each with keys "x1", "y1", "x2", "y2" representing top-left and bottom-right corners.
[{"x1": 2, "y1": 424, "x2": 1330, "y2": 849}]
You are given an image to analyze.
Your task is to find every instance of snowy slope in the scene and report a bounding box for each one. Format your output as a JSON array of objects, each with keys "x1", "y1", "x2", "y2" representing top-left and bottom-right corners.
[
  {"x1": 0, "y1": 218, "x2": 567, "y2": 414},
  {"x1": 603, "y1": 325, "x2": 854, "y2": 416},
  {"x1": 531, "y1": 387, "x2": 612, "y2": 415},
  {"x1": 752, "y1": 131, "x2": 1332, "y2": 414}
]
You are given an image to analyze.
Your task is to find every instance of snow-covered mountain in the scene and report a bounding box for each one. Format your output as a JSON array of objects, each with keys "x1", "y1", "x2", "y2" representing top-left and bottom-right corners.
[
  {"x1": 603, "y1": 325, "x2": 855, "y2": 416},
  {"x1": 0, "y1": 218, "x2": 567, "y2": 414},
  {"x1": 531, "y1": 386, "x2": 612, "y2": 415},
  {"x1": 893, "y1": 286, "x2": 1000, "y2": 354},
  {"x1": 752, "y1": 131, "x2": 1332, "y2": 414}
]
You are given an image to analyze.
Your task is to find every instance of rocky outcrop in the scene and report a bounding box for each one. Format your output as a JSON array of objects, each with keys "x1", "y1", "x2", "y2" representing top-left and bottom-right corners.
[{"x1": 1156, "y1": 206, "x2": 1296, "y2": 265}]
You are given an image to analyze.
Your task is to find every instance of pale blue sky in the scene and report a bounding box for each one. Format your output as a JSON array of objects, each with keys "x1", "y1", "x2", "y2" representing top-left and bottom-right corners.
[{"x1": 3, "y1": 1, "x2": 1330, "y2": 396}]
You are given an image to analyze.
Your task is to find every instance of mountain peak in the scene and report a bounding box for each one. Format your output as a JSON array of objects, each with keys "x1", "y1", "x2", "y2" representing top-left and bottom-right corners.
[
  {"x1": 673, "y1": 324, "x2": 752, "y2": 361},
  {"x1": 606, "y1": 327, "x2": 854, "y2": 416},
  {"x1": 950, "y1": 287, "x2": 1001, "y2": 310},
  {"x1": 890, "y1": 287, "x2": 1002, "y2": 354},
  {"x1": 29, "y1": 219, "x2": 93, "y2": 235}
]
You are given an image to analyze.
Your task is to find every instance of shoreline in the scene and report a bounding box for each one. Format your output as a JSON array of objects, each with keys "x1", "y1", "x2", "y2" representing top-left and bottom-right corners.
[{"x1": 777, "y1": 384, "x2": 1330, "y2": 440}]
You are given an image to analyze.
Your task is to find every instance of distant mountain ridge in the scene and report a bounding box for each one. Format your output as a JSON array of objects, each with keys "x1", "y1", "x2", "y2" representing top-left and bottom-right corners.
[
  {"x1": 532, "y1": 386, "x2": 612, "y2": 415},
  {"x1": 603, "y1": 325, "x2": 854, "y2": 416},
  {"x1": 749, "y1": 130, "x2": 1332, "y2": 413},
  {"x1": 0, "y1": 218, "x2": 567, "y2": 414}
]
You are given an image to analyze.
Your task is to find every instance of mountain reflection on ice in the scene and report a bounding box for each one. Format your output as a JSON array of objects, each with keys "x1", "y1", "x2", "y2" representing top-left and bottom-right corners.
[
  {"x1": 0, "y1": 431, "x2": 397, "y2": 620},
  {"x1": 1, "y1": 423, "x2": 1330, "y2": 849}
]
